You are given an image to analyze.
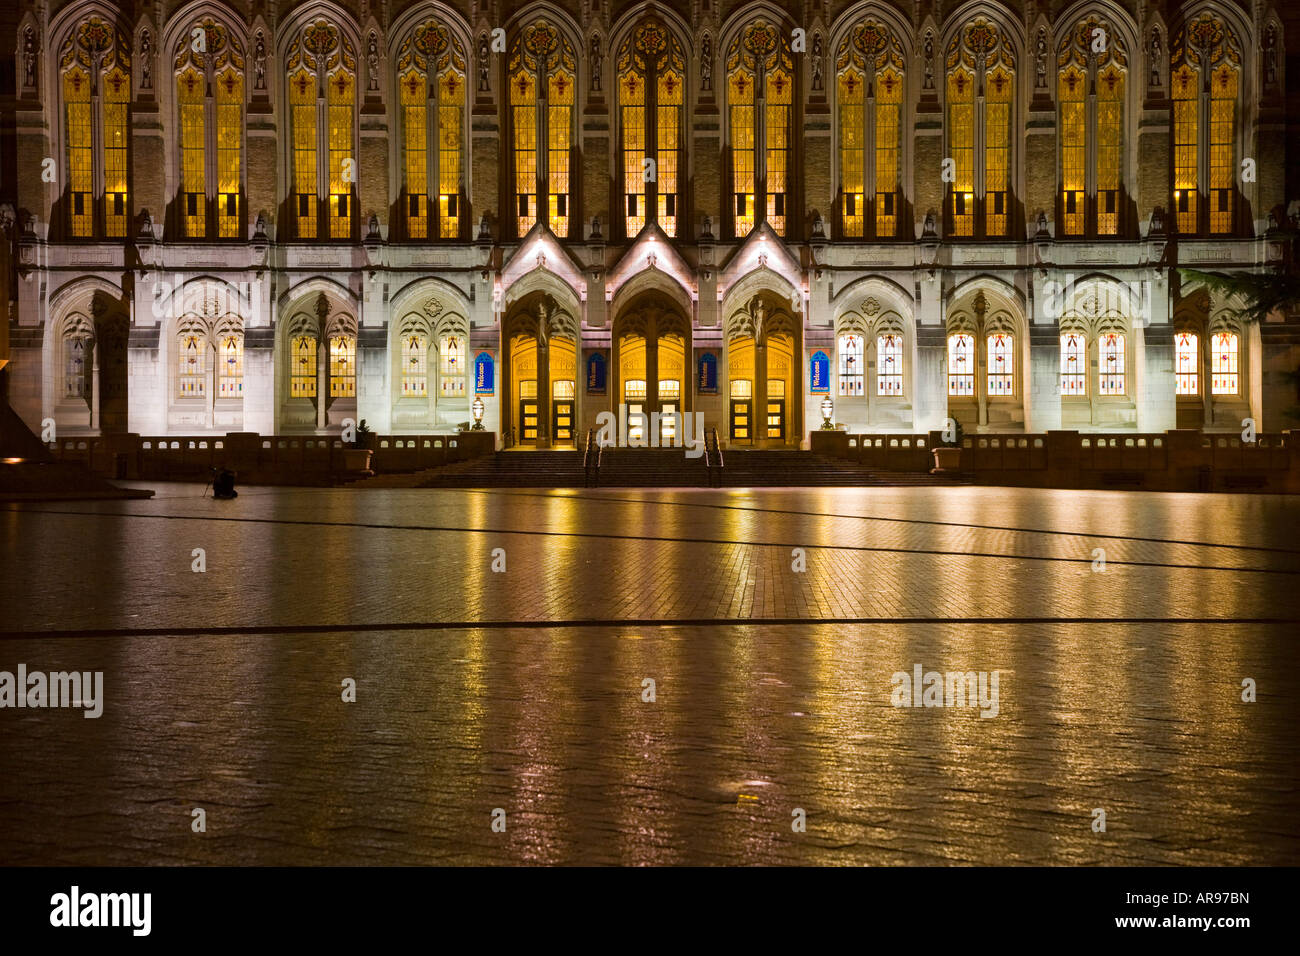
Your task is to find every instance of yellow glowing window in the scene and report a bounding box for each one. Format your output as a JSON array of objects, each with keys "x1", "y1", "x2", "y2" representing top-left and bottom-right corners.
[
  {"x1": 1058, "y1": 67, "x2": 1086, "y2": 237},
  {"x1": 548, "y1": 70, "x2": 574, "y2": 237},
  {"x1": 1096, "y1": 66, "x2": 1123, "y2": 235},
  {"x1": 329, "y1": 334, "x2": 356, "y2": 397},
  {"x1": 1099, "y1": 332, "x2": 1125, "y2": 395},
  {"x1": 1175, "y1": 331, "x2": 1199, "y2": 395},
  {"x1": 1209, "y1": 65, "x2": 1237, "y2": 235},
  {"x1": 730, "y1": 378, "x2": 752, "y2": 399},
  {"x1": 290, "y1": 69, "x2": 318, "y2": 239},
  {"x1": 987, "y1": 333, "x2": 1014, "y2": 395},
  {"x1": 216, "y1": 70, "x2": 243, "y2": 238},
  {"x1": 440, "y1": 335, "x2": 465, "y2": 397},
  {"x1": 765, "y1": 69, "x2": 791, "y2": 236},
  {"x1": 291, "y1": 335, "x2": 317, "y2": 397},
  {"x1": 218, "y1": 335, "x2": 243, "y2": 398},
  {"x1": 621, "y1": 69, "x2": 646, "y2": 236},
  {"x1": 402, "y1": 70, "x2": 428, "y2": 239},
  {"x1": 625, "y1": 379, "x2": 647, "y2": 401},
  {"x1": 838, "y1": 68, "x2": 865, "y2": 237},
  {"x1": 402, "y1": 334, "x2": 428, "y2": 397},
  {"x1": 179, "y1": 334, "x2": 206, "y2": 398},
  {"x1": 1172, "y1": 64, "x2": 1198, "y2": 234},
  {"x1": 1060, "y1": 333, "x2": 1086, "y2": 395},
  {"x1": 947, "y1": 69, "x2": 974, "y2": 237},
  {"x1": 656, "y1": 69, "x2": 682, "y2": 237},
  {"x1": 178, "y1": 67, "x2": 207, "y2": 237},
  {"x1": 438, "y1": 69, "x2": 463, "y2": 239},
  {"x1": 102, "y1": 67, "x2": 130, "y2": 237},
  {"x1": 1211, "y1": 331, "x2": 1238, "y2": 394},
  {"x1": 948, "y1": 334, "x2": 974, "y2": 395},
  {"x1": 511, "y1": 68, "x2": 537, "y2": 235},
  {"x1": 327, "y1": 70, "x2": 354, "y2": 239},
  {"x1": 877, "y1": 333, "x2": 903, "y2": 396},
  {"x1": 983, "y1": 66, "x2": 1012, "y2": 237},
  {"x1": 875, "y1": 69, "x2": 902, "y2": 238},
  {"x1": 64, "y1": 67, "x2": 93, "y2": 238},
  {"x1": 730, "y1": 69, "x2": 756, "y2": 237}
]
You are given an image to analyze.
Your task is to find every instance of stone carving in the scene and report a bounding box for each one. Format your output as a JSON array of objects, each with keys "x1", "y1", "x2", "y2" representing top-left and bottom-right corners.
[
  {"x1": 923, "y1": 33, "x2": 934, "y2": 90},
  {"x1": 1264, "y1": 23, "x2": 1277, "y2": 87},
  {"x1": 23, "y1": 27, "x2": 37, "y2": 90},
  {"x1": 478, "y1": 34, "x2": 490, "y2": 92},
  {"x1": 811, "y1": 34, "x2": 823, "y2": 91},
  {"x1": 254, "y1": 33, "x2": 266, "y2": 90},
  {"x1": 140, "y1": 29, "x2": 152, "y2": 89},
  {"x1": 1035, "y1": 29, "x2": 1046, "y2": 88},
  {"x1": 367, "y1": 34, "x2": 379, "y2": 91},
  {"x1": 1149, "y1": 28, "x2": 1161, "y2": 88},
  {"x1": 701, "y1": 35, "x2": 712, "y2": 91}
]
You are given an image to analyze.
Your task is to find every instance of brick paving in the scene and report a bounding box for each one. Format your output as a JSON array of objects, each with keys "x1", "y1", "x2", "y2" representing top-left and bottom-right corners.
[{"x1": 1, "y1": 485, "x2": 1298, "y2": 864}]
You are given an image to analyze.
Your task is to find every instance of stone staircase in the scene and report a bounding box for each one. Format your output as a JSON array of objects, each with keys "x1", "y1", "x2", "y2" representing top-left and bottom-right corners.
[{"x1": 348, "y1": 446, "x2": 972, "y2": 489}]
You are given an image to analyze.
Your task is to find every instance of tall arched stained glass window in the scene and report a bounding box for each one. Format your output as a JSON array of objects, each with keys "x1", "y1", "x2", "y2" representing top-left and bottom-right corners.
[
  {"x1": 1211, "y1": 331, "x2": 1238, "y2": 394},
  {"x1": 1060, "y1": 332, "x2": 1086, "y2": 395},
  {"x1": 727, "y1": 21, "x2": 795, "y2": 237},
  {"x1": 617, "y1": 21, "x2": 685, "y2": 237},
  {"x1": 329, "y1": 334, "x2": 356, "y2": 397},
  {"x1": 838, "y1": 334, "x2": 863, "y2": 396},
  {"x1": 509, "y1": 22, "x2": 578, "y2": 237},
  {"x1": 291, "y1": 335, "x2": 317, "y2": 397},
  {"x1": 945, "y1": 19, "x2": 1016, "y2": 238},
  {"x1": 179, "y1": 332, "x2": 206, "y2": 397},
  {"x1": 948, "y1": 334, "x2": 975, "y2": 395},
  {"x1": 285, "y1": 19, "x2": 357, "y2": 240},
  {"x1": 440, "y1": 334, "x2": 465, "y2": 397},
  {"x1": 218, "y1": 334, "x2": 244, "y2": 397},
  {"x1": 397, "y1": 20, "x2": 466, "y2": 240},
  {"x1": 877, "y1": 333, "x2": 903, "y2": 395},
  {"x1": 59, "y1": 18, "x2": 131, "y2": 238},
  {"x1": 1057, "y1": 18, "x2": 1126, "y2": 237},
  {"x1": 1099, "y1": 331, "x2": 1125, "y2": 395},
  {"x1": 174, "y1": 18, "x2": 246, "y2": 239},
  {"x1": 1170, "y1": 14, "x2": 1242, "y2": 235},
  {"x1": 402, "y1": 334, "x2": 428, "y2": 397},
  {"x1": 987, "y1": 332, "x2": 1014, "y2": 395},
  {"x1": 836, "y1": 21, "x2": 904, "y2": 238},
  {"x1": 1175, "y1": 330, "x2": 1199, "y2": 394}
]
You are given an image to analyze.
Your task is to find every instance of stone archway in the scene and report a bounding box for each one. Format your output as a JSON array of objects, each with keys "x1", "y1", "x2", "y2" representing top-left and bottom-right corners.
[{"x1": 612, "y1": 293, "x2": 692, "y2": 447}]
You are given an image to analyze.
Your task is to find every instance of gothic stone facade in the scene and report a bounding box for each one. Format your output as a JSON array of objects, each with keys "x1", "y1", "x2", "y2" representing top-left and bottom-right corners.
[{"x1": 5, "y1": 0, "x2": 1299, "y2": 448}]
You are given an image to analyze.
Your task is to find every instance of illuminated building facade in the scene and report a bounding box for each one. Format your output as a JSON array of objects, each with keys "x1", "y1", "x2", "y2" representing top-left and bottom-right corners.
[{"x1": 3, "y1": 0, "x2": 1297, "y2": 448}]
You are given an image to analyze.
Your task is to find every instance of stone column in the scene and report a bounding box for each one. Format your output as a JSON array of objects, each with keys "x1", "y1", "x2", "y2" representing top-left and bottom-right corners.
[{"x1": 315, "y1": 293, "x2": 329, "y2": 431}]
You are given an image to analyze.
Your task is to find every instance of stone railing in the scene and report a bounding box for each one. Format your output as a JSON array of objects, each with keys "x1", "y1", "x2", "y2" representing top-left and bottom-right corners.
[
  {"x1": 811, "y1": 428, "x2": 1298, "y2": 493},
  {"x1": 45, "y1": 430, "x2": 497, "y2": 483}
]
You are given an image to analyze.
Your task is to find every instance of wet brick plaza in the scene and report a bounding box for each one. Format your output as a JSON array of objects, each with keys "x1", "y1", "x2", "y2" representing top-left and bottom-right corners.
[{"x1": 2, "y1": 484, "x2": 1298, "y2": 865}]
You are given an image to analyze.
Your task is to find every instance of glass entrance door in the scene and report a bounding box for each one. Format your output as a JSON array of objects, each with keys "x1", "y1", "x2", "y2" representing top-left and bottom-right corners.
[
  {"x1": 552, "y1": 380, "x2": 575, "y2": 445},
  {"x1": 730, "y1": 378, "x2": 753, "y2": 444},
  {"x1": 766, "y1": 378, "x2": 786, "y2": 441},
  {"x1": 519, "y1": 379, "x2": 538, "y2": 444},
  {"x1": 658, "y1": 379, "x2": 681, "y2": 445}
]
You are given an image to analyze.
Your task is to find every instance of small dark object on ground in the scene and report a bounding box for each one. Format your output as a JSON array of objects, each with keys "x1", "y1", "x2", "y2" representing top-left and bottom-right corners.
[{"x1": 212, "y1": 468, "x2": 238, "y2": 499}]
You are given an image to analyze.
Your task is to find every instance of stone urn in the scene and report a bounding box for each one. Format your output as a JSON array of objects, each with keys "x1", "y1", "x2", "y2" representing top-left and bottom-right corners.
[
  {"x1": 341, "y1": 448, "x2": 373, "y2": 473},
  {"x1": 931, "y1": 446, "x2": 962, "y2": 473}
]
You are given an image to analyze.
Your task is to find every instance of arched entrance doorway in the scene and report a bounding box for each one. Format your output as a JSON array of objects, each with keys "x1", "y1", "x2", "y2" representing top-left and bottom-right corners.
[
  {"x1": 612, "y1": 296, "x2": 691, "y2": 446},
  {"x1": 503, "y1": 294, "x2": 580, "y2": 447},
  {"x1": 724, "y1": 294, "x2": 801, "y2": 446}
]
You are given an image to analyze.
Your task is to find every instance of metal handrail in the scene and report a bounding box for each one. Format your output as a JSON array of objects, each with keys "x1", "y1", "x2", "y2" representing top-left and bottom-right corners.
[
  {"x1": 704, "y1": 427, "x2": 723, "y2": 487},
  {"x1": 583, "y1": 428, "x2": 602, "y2": 486}
]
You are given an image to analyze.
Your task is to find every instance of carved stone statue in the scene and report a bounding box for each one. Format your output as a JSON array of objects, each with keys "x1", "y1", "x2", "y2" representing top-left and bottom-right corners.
[
  {"x1": 367, "y1": 35, "x2": 379, "y2": 92},
  {"x1": 590, "y1": 34, "x2": 602, "y2": 92},
  {"x1": 478, "y1": 34, "x2": 490, "y2": 93},
  {"x1": 701, "y1": 36, "x2": 713, "y2": 91},
  {"x1": 254, "y1": 34, "x2": 266, "y2": 90},
  {"x1": 923, "y1": 34, "x2": 934, "y2": 90},
  {"x1": 1265, "y1": 24, "x2": 1278, "y2": 87},
  {"x1": 1035, "y1": 30, "x2": 1046, "y2": 89},
  {"x1": 22, "y1": 28, "x2": 36, "y2": 90},
  {"x1": 140, "y1": 30, "x2": 152, "y2": 89},
  {"x1": 1149, "y1": 29, "x2": 1162, "y2": 88},
  {"x1": 811, "y1": 34, "x2": 823, "y2": 91},
  {"x1": 590, "y1": 215, "x2": 602, "y2": 240},
  {"x1": 700, "y1": 214, "x2": 714, "y2": 240}
]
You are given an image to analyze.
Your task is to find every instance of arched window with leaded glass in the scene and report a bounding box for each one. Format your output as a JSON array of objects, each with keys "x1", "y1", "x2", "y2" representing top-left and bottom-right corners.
[
  {"x1": 285, "y1": 18, "x2": 357, "y2": 240},
  {"x1": 1057, "y1": 16, "x2": 1127, "y2": 237},
  {"x1": 174, "y1": 17, "x2": 245, "y2": 239},
  {"x1": 59, "y1": 17, "x2": 131, "y2": 238},
  {"x1": 945, "y1": 19, "x2": 1016, "y2": 238},
  {"x1": 1170, "y1": 13, "x2": 1243, "y2": 235},
  {"x1": 616, "y1": 20, "x2": 686, "y2": 237},
  {"x1": 836, "y1": 20, "x2": 904, "y2": 238},
  {"x1": 397, "y1": 19, "x2": 466, "y2": 240},
  {"x1": 726, "y1": 20, "x2": 796, "y2": 237},
  {"x1": 508, "y1": 21, "x2": 578, "y2": 237}
]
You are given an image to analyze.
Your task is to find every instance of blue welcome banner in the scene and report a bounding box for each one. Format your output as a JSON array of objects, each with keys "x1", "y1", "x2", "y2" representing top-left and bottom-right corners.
[
  {"x1": 698, "y1": 353, "x2": 718, "y2": 393},
  {"x1": 586, "y1": 352, "x2": 607, "y2": 393},
  {"x1": 474, "y1": 352, "x2": 495, "y2": 394},
  {"x1": 809, "y1": 350, "x2": 831, "y2": 393}
]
